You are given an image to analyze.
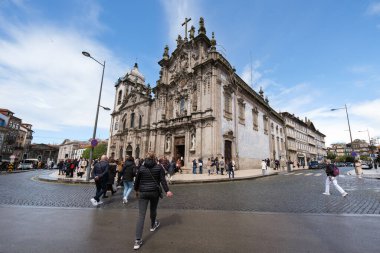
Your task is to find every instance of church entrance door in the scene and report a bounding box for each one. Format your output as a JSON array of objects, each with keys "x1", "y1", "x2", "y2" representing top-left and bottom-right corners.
[
  {"x1": 126, "y1": 144, "x2": 133, "y2": 157},
  {"x1": 174, "y1": 136, "x2": 185, "y2": 166},
  {"x1": 224, "y1": 140, "x2": 232, "y2": 163}
]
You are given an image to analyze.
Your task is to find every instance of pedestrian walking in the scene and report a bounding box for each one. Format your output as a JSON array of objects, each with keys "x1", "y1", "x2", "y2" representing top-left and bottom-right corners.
[
  {"x1": 354, "y1": 159, "x2": 363, "y2": 179},
  {"x1": 207, "y1": 158, "x2": 212, "y2": 175},
  {"x1": 261, "y1": 159, "x2": 267, "y2": 175},
  {"x1": 192, "y1": 159, "x2": 197, "y2": 174},
  {"x1": 322, "y1": 159, "x2": 348, "y2": 197},
  {"x1": 198, "y1": 158, "x2": 203, "y2": 174},
  {"x1": 215, "y1": 157, "x2": 220, "y2": 174},
  {"x1": 90, "y1": 155, "x2": 109, "y2": 206},
  {"x1": 116, "y1": 159, "x2": 123, "y2": 188},
  {"x1": 103, "y1": 158, "x2": 117, "y2": 198},
  {"x1": 219, "y1": 157, "x2": 225, "y2": 175},
  {"x1": 167, "y1": 158, "x2": 176, "y2": 184},
  {"x1": 122, "y1": 156, "x2": 136, "y2": 204},
  {"x1": 227, "y1": 160, "x2": 235, "y2": 179},
  {"x1": 133, "y1": 152, "x2": 173, "y2": 250},
  {"x1": 58, "y1": 160, "x2": 64, "y2": 175}
]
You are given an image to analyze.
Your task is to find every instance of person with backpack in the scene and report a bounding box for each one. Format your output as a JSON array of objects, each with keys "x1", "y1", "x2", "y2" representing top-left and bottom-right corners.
[
  {"x1": 323, "y1": 159, "x2": 348, "y2": 197},
  {"x1": 122, "y1": 156, "x2": 136, "y2": 204}
]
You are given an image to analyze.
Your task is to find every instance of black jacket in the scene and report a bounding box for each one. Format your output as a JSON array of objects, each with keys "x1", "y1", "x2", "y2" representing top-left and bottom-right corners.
[
  {"x1": 91, "y1": 160, "x2": 109, "y2": 181},
  {"x1": 134, "y1": 158, "x2": 169, "y2": 193},
  {"x1": 122, "y1": 160, "x2": 136, "y2": 182}
]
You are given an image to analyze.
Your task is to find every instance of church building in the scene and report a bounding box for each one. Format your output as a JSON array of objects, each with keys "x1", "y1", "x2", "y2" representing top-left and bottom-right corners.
[{"x1": 107, "y1": 18, "x2": 287, "y2": 171}]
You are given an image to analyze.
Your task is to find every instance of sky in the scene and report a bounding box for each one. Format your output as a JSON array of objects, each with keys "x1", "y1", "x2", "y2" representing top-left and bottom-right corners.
[{"x1": 0, "y1": 0, "x2": 380, "y2": 147}]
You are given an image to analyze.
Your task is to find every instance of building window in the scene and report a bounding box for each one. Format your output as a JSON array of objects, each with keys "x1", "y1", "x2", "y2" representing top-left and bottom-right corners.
[
  {"x1": 238, "y1": 98, "x2": 245, "y2": 125},
  {"x1": 138, "y1": 115, "x2": 142, "y2": 129},
  {"x1": 130, "y1": 112, "x2": 135, "y2": 128},
  {"x1": 180, "y1": 98, "x2": 185, "y2": 115},
  {"x1": 263, "y1": 115, "x2": 268, "y2": 135},
  {"x1": 114, "y1": 121, "x2": 118, "y2": 131},
  {"x1": 252, "y1": 107, "x2": 259, "y2": 131},
  {"x1": 123, "y1": 119, "x2": 127, "y2": 130},
  {"x1": 117, "y1": 90, "x2": 122, "y2": 105},
  {"x1": 224, "y1": 92, "x2": 232, "y2": 120}
]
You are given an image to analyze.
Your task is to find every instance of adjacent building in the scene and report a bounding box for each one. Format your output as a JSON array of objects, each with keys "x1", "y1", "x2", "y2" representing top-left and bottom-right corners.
[
  {"x1": 57, "y1": 139, "x2": 90, "y2": 161},
  {"x1": 107, "y1": 18, "x2": 286, "y2": 171},
  {"x1": 280, "y1": 112, "x2": 326, "y2": 165}
]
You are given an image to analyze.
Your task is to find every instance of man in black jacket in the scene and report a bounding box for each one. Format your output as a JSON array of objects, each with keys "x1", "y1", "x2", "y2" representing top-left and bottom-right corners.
[
  {"x1": 90, "y1": 155, "x2": 109, "y2": 206},
  {"x1": 133, "y1": 152, "x2": 173, "y2": 250}
]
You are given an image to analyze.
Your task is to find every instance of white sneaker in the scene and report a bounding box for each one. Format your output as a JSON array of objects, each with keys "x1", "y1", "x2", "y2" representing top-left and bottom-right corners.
[
  {"x1": 123, "y1": 197, "x2": 128, "y2": 204},
  {"x1": 342, "y1": 192, "x2": 348, "y2": 197},
  {"x1": 97, "y1": 201, "x2": 103, "y2": 205},
  {"x1": 133, "y1": 240, "x2": 142, "y2": 250},
  {"x1": 150, "y1": 220, "x2": 160, "y2": 232},
  {"x1": 90, "y1": 198, "x2": 98, "y2": 206},
  {"x1": 322, "y1": 192, "x2": 330, "y2": 196}
]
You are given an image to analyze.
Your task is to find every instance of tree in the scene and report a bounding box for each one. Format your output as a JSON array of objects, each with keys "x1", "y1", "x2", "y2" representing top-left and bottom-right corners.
[
  {"x1": 326, "y1": 152, "x2": 336, "y2": 160},
  {"x1": 82, "y1": 143, "x2": 108, "y2": 160},
  {"x1": 345, "y1": 156, "x2": 355, "y2": 163}
]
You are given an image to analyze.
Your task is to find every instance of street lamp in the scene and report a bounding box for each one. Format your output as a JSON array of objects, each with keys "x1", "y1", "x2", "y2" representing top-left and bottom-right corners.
[
  {"x1": 330, "y1": 104, "x2": 354, "y2": 154},
  {"x1": 82, "y1": 51, "x2": 106, "y2": 181},
  {"x1": 358, "y1": 129, "x2": 372, "y2": 155}
]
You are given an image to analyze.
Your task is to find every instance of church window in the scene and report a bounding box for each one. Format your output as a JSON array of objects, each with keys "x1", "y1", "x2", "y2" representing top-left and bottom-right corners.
[
  {"x1": 123, "y1": 119, "x2": 127, "y2": 130},
  {"x1": 263, "y1": 115, "x2": 268, "y2": 135},
  {"x1": 114, "y1": 121, "x2": 118, "y2": 131},
  {"x1": 180, "y1": 98, "x2": 185, "y2": 115},
  {"x1": 130, "y1": 112, "x2": 135, "y2": 128},
  {"x1": 238, "y1": 99, "x2": 245, "y2": 125},
  {"x1": 252, "y1": 107, "x2": 259, "y2": 131},
  {"x1": 223, "y1": 92, "x2": 232, "y2": 120},
  {"x1": 138, "y1": 115, "x2": 142, "y2": 129},
  {"x1": 117, "y1": 90, "x2": 122, "y2": 105}
]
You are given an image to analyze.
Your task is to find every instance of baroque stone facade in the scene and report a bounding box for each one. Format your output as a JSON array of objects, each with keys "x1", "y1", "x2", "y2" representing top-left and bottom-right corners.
[{"x1": 107, "y1": 18, "x2": 286, "y2": 170}]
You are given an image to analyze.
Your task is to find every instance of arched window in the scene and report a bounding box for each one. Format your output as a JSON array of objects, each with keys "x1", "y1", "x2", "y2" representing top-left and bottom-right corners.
[
  {"x1": 180, "y1": 98, "x2": 185, "y2": 114},
  {"x1": 117, "y1": 90, "x2": 122, "y2": 105},
  {"x1": 123, "y1": 119, "x2": 127, "y2": 130},
  {"x1": 138, "y1": 115, "x2": 142, "y2": 129},
  {"x1": 130, "y1": 112, "x2": 135, "y2": 128}
]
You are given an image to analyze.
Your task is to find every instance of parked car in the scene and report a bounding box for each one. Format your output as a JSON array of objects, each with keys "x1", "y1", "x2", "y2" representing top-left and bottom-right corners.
[
  {"x1": 346, "y1": 162, "x2": 354, "y2": 167},
  {"x1": 17, "y1": 159, "x2": 39, "y2": 170},
  {"x1": 309, "y1": 161, "x2": 319, "y2": 169},
  {"x1": 336, "y1": 162, "x2": 346, "y2": 167},
  {"x1": 361, "y1": 163, "x2": 370, "y2": 169},
  {"x1": 318, "y1": 163, "x2": 326, "y2": 170}
]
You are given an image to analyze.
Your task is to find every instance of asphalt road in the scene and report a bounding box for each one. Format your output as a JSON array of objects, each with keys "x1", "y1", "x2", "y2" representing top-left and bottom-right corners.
[{"x1": 0, "y1": 168, "x2": 379, "y2": 253}]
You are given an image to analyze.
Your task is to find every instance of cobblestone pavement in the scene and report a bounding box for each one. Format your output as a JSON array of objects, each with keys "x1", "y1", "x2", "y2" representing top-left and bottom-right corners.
[{"x1": 1, "y1": 168, "x2": 379, "y2": 214}]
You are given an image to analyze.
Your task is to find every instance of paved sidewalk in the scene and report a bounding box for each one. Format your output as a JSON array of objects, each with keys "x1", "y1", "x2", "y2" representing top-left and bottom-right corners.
[
  {"x1": 347, "y1": 168, "x2": 380, "y2": 179},
  {"x1": 38, "y1": 167, "x2": 298, "y2": 184}
]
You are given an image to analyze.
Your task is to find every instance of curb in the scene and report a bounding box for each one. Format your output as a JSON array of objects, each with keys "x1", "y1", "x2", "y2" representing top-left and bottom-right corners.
[{"x1": 37, "y1": 172, "x2": 280, "y2": 185}]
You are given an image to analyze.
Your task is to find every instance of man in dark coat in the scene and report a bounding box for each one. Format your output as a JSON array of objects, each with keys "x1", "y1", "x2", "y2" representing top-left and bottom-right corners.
[{"x1": 90, "y1": 155, "x2": 109, "y2": 206}]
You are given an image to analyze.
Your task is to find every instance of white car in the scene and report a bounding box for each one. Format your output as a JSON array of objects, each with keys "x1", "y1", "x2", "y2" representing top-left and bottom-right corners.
[{"x1": 361, "y1": 164, "x2": 370, "y2": 169}]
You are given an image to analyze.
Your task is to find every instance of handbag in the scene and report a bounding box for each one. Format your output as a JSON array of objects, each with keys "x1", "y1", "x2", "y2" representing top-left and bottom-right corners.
[{"x1": 147, "y1": 167, "x2": 164, "y2": 199}]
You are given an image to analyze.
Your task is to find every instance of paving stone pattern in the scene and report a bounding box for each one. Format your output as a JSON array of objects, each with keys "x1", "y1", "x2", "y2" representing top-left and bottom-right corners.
[{"x1": 0, "y1": 169, "x2": 379, "y2": 214}]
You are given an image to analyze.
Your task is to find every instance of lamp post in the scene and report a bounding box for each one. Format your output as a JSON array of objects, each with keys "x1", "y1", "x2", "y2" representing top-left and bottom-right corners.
[
  {"x1": 331, "y1": 104, "x2": 354, "y2": 154},
  {"x1": 358, "y1": 129, "x2": 372, "y2": 155},
  {"x1": 82, "y1": 51, "x2": 107, "y2": 181}
]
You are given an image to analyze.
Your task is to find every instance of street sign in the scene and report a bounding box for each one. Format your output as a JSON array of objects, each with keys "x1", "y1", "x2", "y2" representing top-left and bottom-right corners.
[{"x1": 91, "y1": 139, "x2": 98, "y2": 147}]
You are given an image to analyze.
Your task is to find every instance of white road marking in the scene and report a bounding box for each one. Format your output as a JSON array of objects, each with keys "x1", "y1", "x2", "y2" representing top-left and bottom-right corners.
[
  {"x1": 294, "y1": 173, "x2": 303, "y2": 175},
  {"x1": 314, "y1": 173, "x2": 322, "y2": 176},
  {"x1": 304, "y1": 173, "x2": 313, "y2": 176}
]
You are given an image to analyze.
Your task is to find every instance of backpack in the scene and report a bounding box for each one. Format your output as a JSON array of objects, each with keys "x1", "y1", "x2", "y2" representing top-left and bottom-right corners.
[{"x1": 332, "y1": 165, "x2": 339, "y2": 177}]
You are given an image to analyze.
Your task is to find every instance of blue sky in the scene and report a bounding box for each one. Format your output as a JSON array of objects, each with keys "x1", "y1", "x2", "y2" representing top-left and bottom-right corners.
[{"x1": 1, "y1": 0, "x2": 380, "y2": 146}]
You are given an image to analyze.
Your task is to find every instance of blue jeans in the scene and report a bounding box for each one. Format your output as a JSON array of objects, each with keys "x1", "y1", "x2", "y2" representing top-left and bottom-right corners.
[
  {"x1": 123, "y1": 181, "x2": 134, "y2": 200},
  {"x1": 135, "y1": 191, "x2": 160, "y2": 240},
  {"x1": 193, "y1": 166, "x2": 197, "y2": 174},
  {"x1": 199, "y1": 166, "x2": 203, "y2": 174},
  {"x1": 228, "y1": 170, "x2": 234, "y2": 179}
]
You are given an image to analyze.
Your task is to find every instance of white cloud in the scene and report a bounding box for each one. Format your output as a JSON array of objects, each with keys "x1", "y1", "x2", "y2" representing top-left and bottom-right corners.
[
  {"x1": 367, "y1": 2, "x2": 380, "y2": 16},
  {"x1": 160, "y1": 0, "x2": 201, "y2": 48},
  {"x1": 0, "y1": 6, "x2": 127, "y2": 138}
]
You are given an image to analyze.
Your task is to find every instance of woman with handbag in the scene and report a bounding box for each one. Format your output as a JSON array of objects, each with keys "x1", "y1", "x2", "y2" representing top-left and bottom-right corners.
[{"x1": 133, "y1": 152, "x2": 173, "y2": 250}]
